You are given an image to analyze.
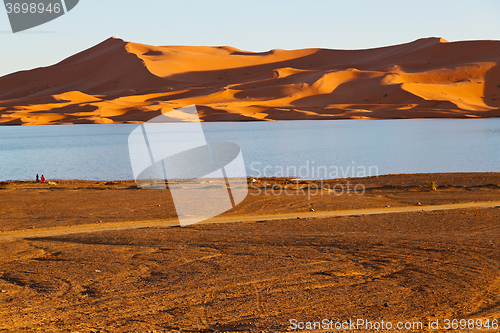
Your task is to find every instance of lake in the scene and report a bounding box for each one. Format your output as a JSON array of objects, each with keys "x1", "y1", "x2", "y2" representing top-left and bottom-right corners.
[{"x1": 1, "y1": 119, "x2": 500, "y2": 181}]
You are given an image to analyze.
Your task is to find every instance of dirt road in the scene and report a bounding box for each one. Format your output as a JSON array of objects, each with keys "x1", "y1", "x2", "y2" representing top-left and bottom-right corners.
[{"x1": 2, "y1": 200, "x2": 499, "y2": 241}]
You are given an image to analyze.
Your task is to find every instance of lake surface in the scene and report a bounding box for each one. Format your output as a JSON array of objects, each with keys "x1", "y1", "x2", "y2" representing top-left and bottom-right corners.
[{"x1": 1, "y1": 119, "x2": 500, "y2": 181}]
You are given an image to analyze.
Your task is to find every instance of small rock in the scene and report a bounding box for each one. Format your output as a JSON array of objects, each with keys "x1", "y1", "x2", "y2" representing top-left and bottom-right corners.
[
  {"x1": 386, "y1": 205, "x2": 390, "y2": 208},
  {"x1": 95, "y1": 270, "x2": 101, "y2": 273},
  {"x1": 309, "y1": 208, "x2": 315, "y2": 211},
  {"x1": 1, "y1": 290, "x2": 6, "y2": 293},
  {"x1": 417, "y1": 202, "x2": 421, "y2": 205}
]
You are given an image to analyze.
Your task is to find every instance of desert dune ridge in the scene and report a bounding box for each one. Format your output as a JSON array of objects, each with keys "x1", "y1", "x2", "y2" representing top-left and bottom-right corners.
[{"x1": 0, "y1": 37, "x2": 499, "y2": 125}]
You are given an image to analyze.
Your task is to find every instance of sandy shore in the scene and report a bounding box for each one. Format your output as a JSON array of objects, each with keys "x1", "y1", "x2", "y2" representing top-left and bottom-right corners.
[{"x1": 1, "y1": 173, "x2": 500, "y2": 332}]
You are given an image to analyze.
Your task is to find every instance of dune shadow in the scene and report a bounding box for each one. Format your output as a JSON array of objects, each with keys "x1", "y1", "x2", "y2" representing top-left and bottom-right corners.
[{"x1": 483, "y1": 62, "x2": 500, "y2": 110}]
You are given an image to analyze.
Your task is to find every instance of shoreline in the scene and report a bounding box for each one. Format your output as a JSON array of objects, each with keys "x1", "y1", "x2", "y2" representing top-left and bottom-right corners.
[
  {"x1": 2, "y1": 170, "x2": 500, "y2": 184},
  {"x1": 1, "y1": 115, "x2": 500, "y2": 127},
  {"x1": 2, "y1": 116, "x2": 500, "y2": 130},
  {"x1": 2, "y1": 172, "x2": 500, "y2": 233}
]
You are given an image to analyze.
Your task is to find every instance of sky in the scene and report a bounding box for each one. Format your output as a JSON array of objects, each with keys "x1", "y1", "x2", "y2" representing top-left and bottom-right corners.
[{"x1": 0, "y1": 0, "x2": 499, "y2": 77}]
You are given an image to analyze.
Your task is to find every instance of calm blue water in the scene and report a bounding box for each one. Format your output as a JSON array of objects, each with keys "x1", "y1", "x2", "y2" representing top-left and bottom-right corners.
[{"x1": 1, "y1": 119, "x2": 499, "y2": 181}]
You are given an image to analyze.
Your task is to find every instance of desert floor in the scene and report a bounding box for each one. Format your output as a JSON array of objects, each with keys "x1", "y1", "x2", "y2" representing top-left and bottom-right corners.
[{"x1": 1, "y1": 173, "x2": 500, "y2": 332}]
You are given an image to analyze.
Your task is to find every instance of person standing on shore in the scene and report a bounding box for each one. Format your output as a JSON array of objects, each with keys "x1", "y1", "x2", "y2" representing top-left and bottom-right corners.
[
  {"x1": 36, "y1": 174, "x2": 39, "y2": 183},
  {"x1": 41, "y1": 175, "x2": 45, "y2": 183}
]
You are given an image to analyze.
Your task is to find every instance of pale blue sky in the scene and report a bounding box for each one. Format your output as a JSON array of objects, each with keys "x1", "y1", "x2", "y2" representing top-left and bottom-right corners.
[{"x1": 0, "y1": 0, "x2": 499, "y2": 77}]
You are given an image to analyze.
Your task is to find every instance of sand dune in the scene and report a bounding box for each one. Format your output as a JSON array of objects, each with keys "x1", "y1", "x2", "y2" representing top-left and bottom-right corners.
[{"x1": 0, "y1": 37, "x2": 499, "y2": 125}]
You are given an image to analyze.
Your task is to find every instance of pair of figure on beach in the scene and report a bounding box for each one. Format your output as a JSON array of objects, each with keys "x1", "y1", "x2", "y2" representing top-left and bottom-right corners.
[{"x1": 36, "y1": 174, "x2": 45, "y2": 183}]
